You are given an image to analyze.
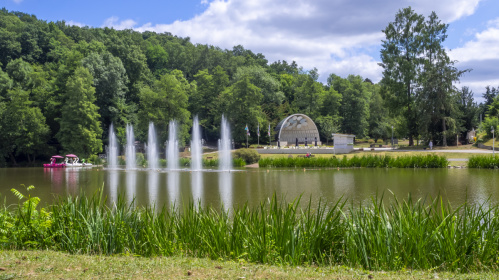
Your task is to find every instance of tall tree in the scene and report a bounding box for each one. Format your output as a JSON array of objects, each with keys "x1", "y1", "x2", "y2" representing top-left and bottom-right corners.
[
  {"x1": 82, "y1": 52, "x2": 129, "y2": 135},
  {"x1": 417, "y1": 12, "x2": 467, "y2": 146},
  {"x1": 380, "y1": 7, "x2": 424, "y2": 146},
  {"x1": 57, "y1": 67, "x2": 103, "y2": 158}
]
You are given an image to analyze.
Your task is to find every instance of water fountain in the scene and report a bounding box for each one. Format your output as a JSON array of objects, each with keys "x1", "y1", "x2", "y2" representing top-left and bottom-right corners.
[
  {"x1": 191, "y1": 116, "x2": 203, "y2": 171},
  {"x1": 108, "y1": 123, "x2": 118, "y2": 168},
  {"x1": 219, "y1": 115, "x2": 232, "y2": 171},
  {"x1": 126, "y1": 124, "x2": 136, "y2": 169},
  {"x1": 147, "y1": 122, "x2": 159, "y2": 169},
  {"x1": 167, "y1": 120, "x2": 179, "y2": 170}
]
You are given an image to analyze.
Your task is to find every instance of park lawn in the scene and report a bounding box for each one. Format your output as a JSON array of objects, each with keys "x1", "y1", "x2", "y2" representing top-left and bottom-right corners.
[
  {"x1": 1, "y1": 250, "x2": 497, "y2": 280},
  {"x1": 483, "y1": 138, "x2": 498, "y2": 147}
]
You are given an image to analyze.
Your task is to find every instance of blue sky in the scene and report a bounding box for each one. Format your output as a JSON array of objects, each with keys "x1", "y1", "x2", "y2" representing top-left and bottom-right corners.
[{"x1": 3, "y1": 0, "x2": 499, "y2": 100}]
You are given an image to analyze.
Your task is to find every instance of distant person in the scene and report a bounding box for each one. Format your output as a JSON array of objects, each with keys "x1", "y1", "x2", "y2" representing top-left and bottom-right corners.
[{"x1": 429, "y1": 140, "x2": 433, "y2": 150}]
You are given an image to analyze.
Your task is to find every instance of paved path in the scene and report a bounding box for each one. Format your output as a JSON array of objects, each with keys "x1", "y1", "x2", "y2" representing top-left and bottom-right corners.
[{"x1": 448, "y1": 158, "x2": 469, "y2": 161}]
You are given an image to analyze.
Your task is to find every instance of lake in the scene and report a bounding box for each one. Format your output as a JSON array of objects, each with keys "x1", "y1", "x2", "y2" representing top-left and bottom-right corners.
[{"x1": 1, "y1": 167, "x2": 498, "y2": 209}]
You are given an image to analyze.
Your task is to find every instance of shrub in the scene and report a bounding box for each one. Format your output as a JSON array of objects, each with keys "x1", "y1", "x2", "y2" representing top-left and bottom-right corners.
[
  {"x1": 468, "y1": 155, "x2": 499, "y2": 168},
  {"x1": 234, "y1": 148, "x2": 260, "y2": 164},
  {"x1": 259, "y1": 154, "x2": 448, "y2": 168},
  {"x1": 136, "y1": 153, "x2": 146, "y2": 167},
  {"x1": 88, "y1": 154, "x2": 102, "y2": 165}
]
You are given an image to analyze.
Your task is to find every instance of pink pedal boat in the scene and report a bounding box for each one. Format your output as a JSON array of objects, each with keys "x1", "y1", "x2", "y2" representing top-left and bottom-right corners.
[{"x1": 43, "y1": 155, "x2": 66, "y2": 168}]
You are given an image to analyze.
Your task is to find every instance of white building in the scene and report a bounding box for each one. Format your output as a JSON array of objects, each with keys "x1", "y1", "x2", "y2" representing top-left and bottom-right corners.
[{"x1": 332, "y1": 134, "x2": 355, "y2": 153}]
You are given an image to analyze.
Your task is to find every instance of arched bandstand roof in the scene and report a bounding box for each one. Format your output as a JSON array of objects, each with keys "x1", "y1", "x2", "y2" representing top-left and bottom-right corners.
[{"x1": 274, "y1": 114, "x2": 321, "y2": 144}]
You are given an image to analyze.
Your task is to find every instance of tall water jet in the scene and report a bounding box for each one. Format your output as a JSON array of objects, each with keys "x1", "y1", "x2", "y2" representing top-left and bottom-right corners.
[
  {"x1": 126, "y1": 124, "x2": 136, "y2": 169},
  {"x1": 147, "y1": 122, "x2": 159, "y2": 169},
  {"x1": 219, "y1": 115, "x2": 232, "y2": 171},
  {"x1": 108, "y1": 123, "x2": 118, "y2": 168},
  {"x1": 167, "y1": 120, "x2": 179, "y2": 170},
  {"x1": 191, "y1": 116, "x2": 203, "y2": 171}
]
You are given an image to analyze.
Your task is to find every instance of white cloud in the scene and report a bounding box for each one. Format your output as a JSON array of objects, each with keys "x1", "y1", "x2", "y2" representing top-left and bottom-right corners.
[
  {"x1": 102, "y1": 16, "x2": 137, "y2": 30},
  {"x1": 450, "y1": 16, "x2": 499, "y2": 98},
  {"x1": 451, "y1": 19, "x2": 499, "y2": 62},
  {"x1": 12, "y1": 0, "x2": 23, "y2": 3},
  {"x1": 67, "y1": 20, "x2": 85, "y2": 27},
  {"x1": 110, "y1": 0, "x2": 482, "y2": 82}
]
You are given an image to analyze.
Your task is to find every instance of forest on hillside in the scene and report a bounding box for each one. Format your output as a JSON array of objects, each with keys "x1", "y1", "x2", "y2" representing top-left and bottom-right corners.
[{"x1": 0, "y1": 7, "x2": 498, "y2": 166}]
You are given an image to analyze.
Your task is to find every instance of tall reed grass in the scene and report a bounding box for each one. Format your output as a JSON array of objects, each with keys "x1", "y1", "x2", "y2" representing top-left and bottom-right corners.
[
  {"x1": 259, "y1": 154, "x2": 448, "y2": 168},
  {"x1": 1, "y1": 187, "x2": 498, "y2": 271},
  {"x1": 468, "y1": 155, "x2": 499, "y2": 169}
]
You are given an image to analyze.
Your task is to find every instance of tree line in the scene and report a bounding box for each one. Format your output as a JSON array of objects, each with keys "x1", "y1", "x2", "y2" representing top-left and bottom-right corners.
[{"x1": 0, "y1": 7, "x2": 496, "y2": 166}]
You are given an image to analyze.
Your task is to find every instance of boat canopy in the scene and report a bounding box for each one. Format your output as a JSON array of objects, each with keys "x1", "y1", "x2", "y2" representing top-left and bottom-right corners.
[{"x1": 66, "y1": 154, "x2": 78, "y2": 158}]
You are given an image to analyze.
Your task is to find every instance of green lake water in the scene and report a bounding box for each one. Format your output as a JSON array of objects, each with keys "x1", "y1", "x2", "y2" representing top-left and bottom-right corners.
[{"x1": 1, "y1": 167, "x2": 498, "y2": 209}]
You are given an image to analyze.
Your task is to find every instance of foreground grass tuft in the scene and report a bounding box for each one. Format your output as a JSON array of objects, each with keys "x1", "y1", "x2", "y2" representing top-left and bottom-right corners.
[{"x1": 1, "y1": 187, "x2": 499, "y2": 272}]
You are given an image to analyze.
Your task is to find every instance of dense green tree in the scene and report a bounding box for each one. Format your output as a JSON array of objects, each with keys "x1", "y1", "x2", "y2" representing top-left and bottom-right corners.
[
  {"x1": 137, "y1": 70, "x2": 192, "y2": 145},
  {"x1": 380, "y1": 7, "x2": 424, "y2": 146},
  {"x1": 0, "y1": 88, "x2": 50, "y2": 165},
  {"x1": 292, "y1": 74, "x2": 325, "y2": 118},
  {"x1": 191, "y1": 66, "x2": 229, "y2": 140},
  {"x1": 146, "y1": 43, "x2": 168, "y2": 77},
  {"x1": 6, "y1": 58, "x2": 33, "y2": 88},
  {"x1": 330, "y1": 74, "x2": 370, "y2": 137},
  {"x1": 315, "y1": 115, "x2": 339, "y2": 145},
  {"x1": 221, "y1": 75, "x2": 264, "y2": 143},
  {"x1": 82, "y1": 52, "x2": 130, "y2": 135},
  {"x1": 57, "y1": 67, "x2": 102, "y2": 158},
  {"x1": 368, "y1": 88, "x2": 389, "y2": 143}
]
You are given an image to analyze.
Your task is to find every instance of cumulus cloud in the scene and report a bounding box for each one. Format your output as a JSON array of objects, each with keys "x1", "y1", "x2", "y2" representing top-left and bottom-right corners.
[
  {"x1": 110, "y1": 0, "x2": 482, "y2": 82},
  {"x1": 102, "y1": 16, "x2": 137, "y2": 30},
  {"x1": 451, "y1": 17, "x2": 499, "y2": 96},
  {"x1": 67, "y1": 20, "x2": 85, "y2": 27}
]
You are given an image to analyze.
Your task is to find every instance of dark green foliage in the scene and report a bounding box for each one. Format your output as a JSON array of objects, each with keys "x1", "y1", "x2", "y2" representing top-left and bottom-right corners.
[
  {"x1": 233, "y1": 148, "x2": 261, "y2": 164},
  {"x1": 2, "y1": 187, "x2": 499, "y2": 271},
  {"x1": 259, "y1": 154, "x2": 448, "y2": 168},
  {"x1": 467, "y1": 155, "x2": 499, "y2": 169}
]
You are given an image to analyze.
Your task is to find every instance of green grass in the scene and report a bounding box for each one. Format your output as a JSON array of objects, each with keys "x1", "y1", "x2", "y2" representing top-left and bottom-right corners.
[
  {"x1": 259, "y1": 154, "x2": 448, "y2": 168},
  {"x1": 468, "y1": 155, "x2": 499, "y2": 168},
  {"x1": 4, "y1": 250, "x2": 498, "y2": 279},
  {"x1": 2, "y1": 186, "x2": 499, "y2": 272}
]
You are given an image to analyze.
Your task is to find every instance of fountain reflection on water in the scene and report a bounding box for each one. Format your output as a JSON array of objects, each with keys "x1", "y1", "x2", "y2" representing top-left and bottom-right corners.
[
  {"x1": 147, "y1": 171, "x2": 159, "y2": 206},
  {"x1": 109, "y1": 169, "x2": 119, "y2": 203},
  {"x1": 126, "y1": 171, "x2": 137, "y2": 205},
  {"x1": 147, "y1": 122, "x2": 159, "y2": 169},
  {"x1": 108, "y1": 123, "x2": 118, "y2": 168},
  {"x1": 219, "y1": 172, "x2": 233, "y2": 210}
]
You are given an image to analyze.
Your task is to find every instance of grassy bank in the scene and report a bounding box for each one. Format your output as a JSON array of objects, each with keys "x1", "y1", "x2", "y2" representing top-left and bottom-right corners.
[
  {"x1": 2, "y1": 250, "x2": 498, "y2": 279},
  {"x1": 259, "y1": 154, "x2": 448, "y2": 168},
  {"x1": 2, "y1": 186, "x2": 499, "y2": 272}
]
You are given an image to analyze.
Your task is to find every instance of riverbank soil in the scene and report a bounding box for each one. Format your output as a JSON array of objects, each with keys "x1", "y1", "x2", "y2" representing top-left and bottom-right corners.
[{"x1": 0, "y1": 250, "x2": 497, "y2": 279}]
